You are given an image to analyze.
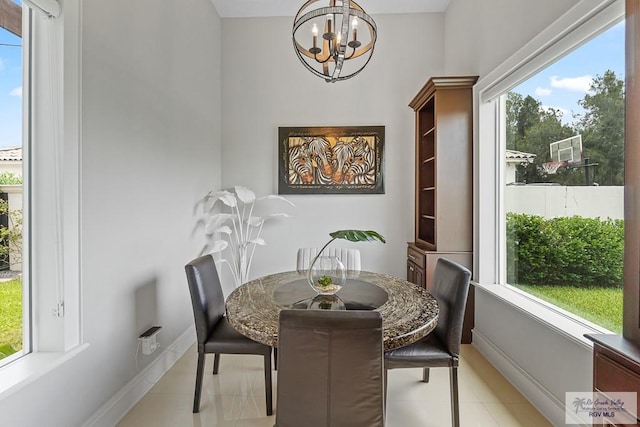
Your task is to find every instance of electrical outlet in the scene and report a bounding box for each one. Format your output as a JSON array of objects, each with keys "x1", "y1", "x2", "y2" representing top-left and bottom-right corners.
[
  {"x1": 141, "y1": 336, "x2": 158, "y2": 355},
  {"x1": 139, "y1": 326, "x2": 161, "y2": 356}
]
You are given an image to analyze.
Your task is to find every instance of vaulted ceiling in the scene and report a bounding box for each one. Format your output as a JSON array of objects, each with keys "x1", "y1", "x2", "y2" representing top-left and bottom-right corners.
[{"x1": 211, "y1": 0, "x2": 451, "y2": 18}]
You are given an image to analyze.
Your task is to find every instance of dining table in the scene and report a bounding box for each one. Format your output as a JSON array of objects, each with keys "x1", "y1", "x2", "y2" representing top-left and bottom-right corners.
[{"x1": 225, "y1": 270, "x2": 439, "y2": 351}]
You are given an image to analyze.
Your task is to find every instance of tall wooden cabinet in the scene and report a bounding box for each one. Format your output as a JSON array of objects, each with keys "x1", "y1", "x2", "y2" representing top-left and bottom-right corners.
[{"x1": 407, "y1": 76, "x2": 477, "y2": 343}]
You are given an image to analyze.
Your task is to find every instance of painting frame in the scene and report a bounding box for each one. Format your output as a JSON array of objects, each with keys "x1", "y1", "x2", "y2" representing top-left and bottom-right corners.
[{"x1": 278, "y1": 126, "x2": 385, "y2": 194}]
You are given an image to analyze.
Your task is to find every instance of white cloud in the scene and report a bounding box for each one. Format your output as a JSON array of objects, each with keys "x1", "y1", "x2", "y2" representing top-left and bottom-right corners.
[
  {"x1": 535, "y1": 87, "x2": 552, "y2": 96},
  {"x1": 9, "y1": 86, "x2": 22, "y2": 97},
  {"x1": 550, "y1": 75, "x2": 593, "y2": 93}
]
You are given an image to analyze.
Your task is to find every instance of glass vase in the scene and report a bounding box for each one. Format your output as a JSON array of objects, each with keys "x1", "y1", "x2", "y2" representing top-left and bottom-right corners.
[
  {"x1": 307, "y1": 256, "x2": 346, "y2": 295},
  {"x1": 308, "y1": 294, "x2": 346, "y2": 310}
]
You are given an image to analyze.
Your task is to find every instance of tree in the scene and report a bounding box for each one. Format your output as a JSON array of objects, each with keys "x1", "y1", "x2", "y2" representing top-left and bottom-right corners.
[
  {"x1": 575, "y1": 70, "x2": 625, "y2": 185},
  {"x1": 506, "y1": 70, "x2": 625, "y2": 186},
  {"x1": 506, "y1": 92, "x2": 577, "y2": 184}
]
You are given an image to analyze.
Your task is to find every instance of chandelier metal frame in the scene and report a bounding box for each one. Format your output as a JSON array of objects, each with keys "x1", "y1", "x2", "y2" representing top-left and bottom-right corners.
[{"x1": 293, "y1": 0, "x2": 377, "y2": 83}]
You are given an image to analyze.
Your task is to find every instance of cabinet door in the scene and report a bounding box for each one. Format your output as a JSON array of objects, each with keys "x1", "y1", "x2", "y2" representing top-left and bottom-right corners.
[{"x1": 407, "y1": 261, "x2": 425, "y2": 289}]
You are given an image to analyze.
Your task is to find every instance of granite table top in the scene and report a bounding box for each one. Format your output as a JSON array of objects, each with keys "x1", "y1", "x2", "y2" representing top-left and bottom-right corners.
[{"x1": 225, "y1": 270, "x2": 439, "y2": 351}]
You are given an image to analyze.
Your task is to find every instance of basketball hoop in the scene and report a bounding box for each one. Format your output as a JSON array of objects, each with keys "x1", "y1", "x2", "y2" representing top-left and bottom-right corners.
[{"x1": 542, "y1": 161, "x2": 566, "y2": 175}]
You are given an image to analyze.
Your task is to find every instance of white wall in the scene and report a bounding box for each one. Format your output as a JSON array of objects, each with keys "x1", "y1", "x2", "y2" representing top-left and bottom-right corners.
[
  {"x1": 0, "y1": 0, "x2": 222, "y2": 425},
  {"x1": 220, "y1": 13, "x2": 445, "y2": 285},
  {"x1": 0, "y1": 162, "x2": 22, "y2": 177},
  {"x1": 507, "y1": 185, "x2": 624, "y2": 219},
  {"x1": 443, "y1": 0, "x2": 576, "y2": 76}
]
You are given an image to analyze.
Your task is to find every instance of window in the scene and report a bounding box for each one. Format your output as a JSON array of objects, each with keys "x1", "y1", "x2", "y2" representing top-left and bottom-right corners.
[
  {"x1": 0, "y1": 0, "x2": 82, "y2": 382},
  {"x1": 472, "y1": 0, "x2": 625, "y2": 343},
  {"x1": 0, "y1": 0, "x2": 27, "y2": 367},
  {"x1": 502, "y1": 22, "x2": 625, "y2": 332}
]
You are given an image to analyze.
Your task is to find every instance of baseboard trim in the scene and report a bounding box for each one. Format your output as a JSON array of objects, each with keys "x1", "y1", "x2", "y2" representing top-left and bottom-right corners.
[
  {"x1": 472, "y1": 329, "x2": 587, "y2": 427},
  {"x1": 83, "y1": 326, "x2": 196, "y2": 427}
]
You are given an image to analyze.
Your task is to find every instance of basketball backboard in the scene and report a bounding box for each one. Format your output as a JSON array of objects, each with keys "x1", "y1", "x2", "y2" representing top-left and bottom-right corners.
[{"x1": 550, "y1": 135, "x2": 582, "y2": 164}]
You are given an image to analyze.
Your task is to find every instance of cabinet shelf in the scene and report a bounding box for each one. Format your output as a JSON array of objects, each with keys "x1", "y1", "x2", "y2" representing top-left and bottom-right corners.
[
  {"x1": 422, "y1": 127, "x2": 435, "y2": 137},
  {"x1": 421, "y1": 157, "x2": 435, "y2": 165}
]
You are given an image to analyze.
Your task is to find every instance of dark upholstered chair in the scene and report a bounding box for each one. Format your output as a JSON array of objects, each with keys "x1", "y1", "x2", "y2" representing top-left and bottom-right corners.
[
  {"x1": 276, "y1": 310, "x2": 385, "y2": 427},
  {"x1": 185, "y1": 254, "x2": 273, "y2": 415},
  {"x1": 384, "y1": 258, "x2": 471, "y2": 427}
]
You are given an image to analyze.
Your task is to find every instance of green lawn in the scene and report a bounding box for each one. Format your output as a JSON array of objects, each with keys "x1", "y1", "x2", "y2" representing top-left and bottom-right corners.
[
  {"x1": 0, "y1": 279, "x2": 22, "y2": 359},
  {"x1": 513, "y1": 284, "x2": 622, "y2": 333}
]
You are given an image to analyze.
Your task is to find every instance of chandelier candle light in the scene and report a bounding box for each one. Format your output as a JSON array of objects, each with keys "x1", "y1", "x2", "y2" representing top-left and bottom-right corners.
[{"x1": 293, "y1": 0, "x2": 377, "y2": 83}]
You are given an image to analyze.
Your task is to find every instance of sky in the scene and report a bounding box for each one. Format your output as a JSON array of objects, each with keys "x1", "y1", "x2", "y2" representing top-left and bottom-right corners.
[
  {"x1": 512, "y1": 20, "x2": 625, "y2": 125},
  {"x1": 0, "y1": 0, "x2": 22, "y2": 148},
  {"x1": 0, "y1": 10, "x2": 626, "y2": 148}
]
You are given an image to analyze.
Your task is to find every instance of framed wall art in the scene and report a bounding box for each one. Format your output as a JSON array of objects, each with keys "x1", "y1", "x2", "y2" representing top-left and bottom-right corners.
[{"x1": 278, "y1": 126, "x2": 384, "y2": 194}]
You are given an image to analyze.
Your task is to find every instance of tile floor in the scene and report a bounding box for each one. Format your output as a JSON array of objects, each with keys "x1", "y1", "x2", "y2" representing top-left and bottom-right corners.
[{"x1": 117, "y1": 344, "x2": 551, "y2": 426}]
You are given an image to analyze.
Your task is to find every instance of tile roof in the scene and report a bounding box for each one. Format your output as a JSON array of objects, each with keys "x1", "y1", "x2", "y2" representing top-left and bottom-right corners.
[
  {"x1": 0, "y1": 147, "x2": 22, "y2": 162},
  {"x1": 506, "y1": 149, "x2": 536, "y2": 163}
]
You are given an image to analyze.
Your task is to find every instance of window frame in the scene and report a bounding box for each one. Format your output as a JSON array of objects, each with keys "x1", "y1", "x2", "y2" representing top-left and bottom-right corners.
[
  {"x1": 0, "y1": 1, "x2": 31, "y2": 367},
  {"x1": 0, "y1": 0, "x2": 84, "y2": 395},
  {"x1": 474, "y1": 0, "x2": 624, "y2": 343}
]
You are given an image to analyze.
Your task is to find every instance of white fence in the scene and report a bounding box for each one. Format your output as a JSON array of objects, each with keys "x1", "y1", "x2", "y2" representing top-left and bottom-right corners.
[{"x1": 505, "y1": 185, "x2": 623, "y2": 220}]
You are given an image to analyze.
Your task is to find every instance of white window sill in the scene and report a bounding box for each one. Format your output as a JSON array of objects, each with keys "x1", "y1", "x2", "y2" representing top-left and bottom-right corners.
[
  {"x1": 0, "y1": 343, "x2": 89, "y2": 400},
  {"x1": 473, "y1": 281, "x2": 613, "y2": 349}
]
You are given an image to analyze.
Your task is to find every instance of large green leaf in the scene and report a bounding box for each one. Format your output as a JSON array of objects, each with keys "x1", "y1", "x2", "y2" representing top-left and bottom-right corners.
[
  {"x1": 308, "y1": 229, "x2": 386, "y2": 280},
  {"x1": 329, "y1": 229, "x2": 386, "y2": 244}
]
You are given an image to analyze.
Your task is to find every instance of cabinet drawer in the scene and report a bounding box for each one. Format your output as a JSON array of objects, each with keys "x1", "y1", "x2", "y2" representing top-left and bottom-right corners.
[
  {"x1": 407, "y1": 247, "x2": 425, "y2": 269},
  {"x1": 596, "y1": 352, "x2": 640, "y2": 393},
  {"x1": 595, "y1": 352, "x2": 640, "y2": 421}
]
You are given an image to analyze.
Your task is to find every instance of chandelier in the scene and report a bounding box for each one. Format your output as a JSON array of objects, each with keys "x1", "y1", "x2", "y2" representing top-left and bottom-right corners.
[{"x1": 292, "y1": 0, "x2": 377, "y2": 83}]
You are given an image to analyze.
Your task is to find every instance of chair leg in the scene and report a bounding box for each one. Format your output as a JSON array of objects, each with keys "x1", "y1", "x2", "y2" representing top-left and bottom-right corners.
[
  {"x1": 213, "y1": 353, "x2": 220, "y2": 374},
  {"x1": 383, "y1": 367, "x2": 388, "y2": 425},
  {"x1": 449, "y1": 367, "x2": 460, "y2": 427},
  {"x1": 264, "y1": 352, "x2": 273, "y2": 416},
  {"x1": 273, "y1": 347, "x2": 278, "y2": 370},
  {"x1": 193, "y1": 352, "x2": 206, "y2": 413},
  {"x1": 422, "y1": 368, "x2": 430, "y2": 383},
  {"x1": 383, "y1": 368, "x2": 388, "y2": 408}
]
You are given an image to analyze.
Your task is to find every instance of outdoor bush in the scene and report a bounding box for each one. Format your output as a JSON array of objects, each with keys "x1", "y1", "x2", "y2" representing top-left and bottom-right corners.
[
  {"x1": 507, "y1": 213, "x2": 623, "y2": 288},
  {"x1": 0, "y1": 172, "x2": 22, "y2": 185},
  {"x1": 0, "y1": 198, "x2": 22, "y2": 268}
]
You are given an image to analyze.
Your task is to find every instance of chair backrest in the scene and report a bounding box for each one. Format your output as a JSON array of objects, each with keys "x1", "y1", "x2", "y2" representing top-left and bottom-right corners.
[
  {"x1": 296, "y1": 247, "x2": 361, "y2": 271},
  {"x1": 185, "y1": 254, "x2": 225, "y2": 347},
  {"x1": 432, "y1": 258, "x2": 472, "y2": 358},
  {"x1": 276, "y1": 309, "x2": 384, "y2": 427}
]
